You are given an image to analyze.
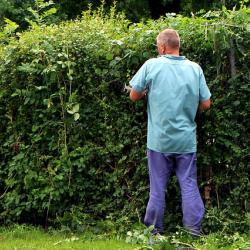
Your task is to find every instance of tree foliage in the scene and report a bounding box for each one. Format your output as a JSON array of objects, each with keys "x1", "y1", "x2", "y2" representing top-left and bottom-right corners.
[
  {"x1": 0, "y1": 6, "x2": 249, "y2": 233},
  {"x1": 0, "y1": 0, "x2": 248, "y2": 27}
]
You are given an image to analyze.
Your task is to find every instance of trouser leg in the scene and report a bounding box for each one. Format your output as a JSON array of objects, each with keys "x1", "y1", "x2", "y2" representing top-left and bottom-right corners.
[
  {"x1": 144, "y1": 149, "x2": 173, "y2": 232},
  {"x1": 175, "y1": 153, "x2": 205, "y2": 235}
]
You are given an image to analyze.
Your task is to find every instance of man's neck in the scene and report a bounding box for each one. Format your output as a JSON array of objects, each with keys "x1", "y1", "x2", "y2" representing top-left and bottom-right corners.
[{"x1": 164, "y1": 50, "x2": 179, "y2": 56}]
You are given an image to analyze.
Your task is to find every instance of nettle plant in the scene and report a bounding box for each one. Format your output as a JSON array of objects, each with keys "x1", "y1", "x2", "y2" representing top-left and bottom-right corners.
[{"x1": 0, "y1": 5, "x2": 249, "y2": 233}]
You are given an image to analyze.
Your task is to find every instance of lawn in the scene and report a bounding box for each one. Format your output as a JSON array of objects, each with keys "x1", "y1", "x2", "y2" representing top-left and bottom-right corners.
[
  {"x1": 0, "y1": 225, "x2": 136, "y2": 250},
  {"x1": 0, "y1": 225, "x2": 249, "y2": 250}
]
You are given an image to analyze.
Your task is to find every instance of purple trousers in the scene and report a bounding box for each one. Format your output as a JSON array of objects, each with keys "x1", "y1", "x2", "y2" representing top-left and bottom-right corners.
[{"x1": 144, "y1": 149, "x2": 205, "y2": 235}]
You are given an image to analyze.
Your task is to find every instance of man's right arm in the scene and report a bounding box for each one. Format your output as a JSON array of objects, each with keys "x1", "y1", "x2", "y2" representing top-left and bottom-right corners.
[
  {"x1": 129, "y1": 88, "x2": 147, "y2": 102},
  {"x1": 129, "y1": 61, "x2": 148, "y2": 101}
]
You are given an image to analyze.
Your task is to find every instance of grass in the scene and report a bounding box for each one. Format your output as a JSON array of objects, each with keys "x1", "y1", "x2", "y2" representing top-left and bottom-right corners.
[
  {"x1": 0, "y1": 225, "x2": 249, "y2": 250},
  {"x1": 170, "y1": 233, "x2": 250, "y2": 250},
  {"x1": 0, "y1": 225, "x2": 137, "y2": 250}
]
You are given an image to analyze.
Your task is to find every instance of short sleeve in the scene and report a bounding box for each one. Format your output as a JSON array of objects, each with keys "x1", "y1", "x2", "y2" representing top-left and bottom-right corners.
[
  {"x1": 129, "y1": 62, "x2": 148, "y2": 92},
  {"x1": 199, "y1": 68, "x2": 211, "y2": 101}
]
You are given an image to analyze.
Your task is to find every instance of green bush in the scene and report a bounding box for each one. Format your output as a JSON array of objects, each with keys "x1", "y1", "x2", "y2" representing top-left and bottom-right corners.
[{"x1": 0, "y1": 6, "x2": 249, "y2": 233}]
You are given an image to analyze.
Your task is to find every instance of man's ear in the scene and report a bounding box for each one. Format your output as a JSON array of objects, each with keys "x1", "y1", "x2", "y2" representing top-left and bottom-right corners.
[{"x1": 157, "y1": 45, "x2": 163, "y2": 55}]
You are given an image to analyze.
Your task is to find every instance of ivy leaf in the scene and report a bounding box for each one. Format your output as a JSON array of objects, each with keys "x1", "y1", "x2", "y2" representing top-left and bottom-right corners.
[
  {"x1": 233, "y1": 100, "x2": 240, "y2": 106},
  {"x1": 106, "y1": 53, "x2": 114, "y2": 61},
  {"x1": 67, "y1": 104, "x2": 79, "y2": 114},
  {"x1": 74, "y1": 113, "x2": 80, "y2": 121},
  {"x1": 35, "y1": 86, "x2": 47, "y2": 90}
]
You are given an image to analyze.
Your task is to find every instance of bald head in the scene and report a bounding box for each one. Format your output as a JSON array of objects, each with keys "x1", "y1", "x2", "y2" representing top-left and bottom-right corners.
[{"x1": 156, "y1": 29, "x2": 180, "y2": 54}]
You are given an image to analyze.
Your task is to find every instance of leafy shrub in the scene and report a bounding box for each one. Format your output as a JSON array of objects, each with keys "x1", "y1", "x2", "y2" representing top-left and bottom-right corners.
[{"x1": 0, "y1": 6, "x2": 249, "y2": 234}]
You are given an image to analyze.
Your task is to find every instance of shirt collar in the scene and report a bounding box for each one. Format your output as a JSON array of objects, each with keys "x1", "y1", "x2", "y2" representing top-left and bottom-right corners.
[{"x1": 163, "y1": 54, "x2": 186, "y2": 60}]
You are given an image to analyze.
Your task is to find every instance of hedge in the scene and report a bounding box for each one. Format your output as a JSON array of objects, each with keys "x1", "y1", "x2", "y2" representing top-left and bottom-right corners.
[{"x1": 0, "y1": 7, "x2": 249, "y2": 233}]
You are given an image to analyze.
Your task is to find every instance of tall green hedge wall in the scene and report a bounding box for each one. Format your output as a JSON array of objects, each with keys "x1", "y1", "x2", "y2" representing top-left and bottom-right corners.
[{"x1": 0, "y1": 7, "x2": 249, "y2": 232}]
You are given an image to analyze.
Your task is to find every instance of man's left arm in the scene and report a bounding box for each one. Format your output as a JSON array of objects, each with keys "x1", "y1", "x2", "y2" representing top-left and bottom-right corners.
[
  {"x1": 199, "y1": 67, "x2": 211, "y2": 111},
  {"x1": 198, "y1": 99, "x2": 211, "y2": 113}
]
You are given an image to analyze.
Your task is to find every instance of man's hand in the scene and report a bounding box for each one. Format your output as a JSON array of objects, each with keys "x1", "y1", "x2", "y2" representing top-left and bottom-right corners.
[{"x1": 124, "y1": 85, "x2": 132, "y2": 93}]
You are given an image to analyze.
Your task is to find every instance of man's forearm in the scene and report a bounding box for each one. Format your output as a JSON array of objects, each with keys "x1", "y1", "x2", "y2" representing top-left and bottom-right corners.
[
  {"x1": 129, "y1": 88, "x2": 147, "y2": 102},
  {"x1": 198, "y1": 99, "x2": 211, "y2": 113}
]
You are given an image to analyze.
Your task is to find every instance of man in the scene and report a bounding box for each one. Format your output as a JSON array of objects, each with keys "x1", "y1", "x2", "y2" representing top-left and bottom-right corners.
[{"x1": 129, "y1": 29, "x2": 211, "y2": 235}]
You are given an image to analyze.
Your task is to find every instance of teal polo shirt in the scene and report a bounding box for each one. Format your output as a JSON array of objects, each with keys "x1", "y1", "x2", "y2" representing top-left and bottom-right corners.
[{"x1": 130, "y1": 55, "x2": 211, "y2": 153}]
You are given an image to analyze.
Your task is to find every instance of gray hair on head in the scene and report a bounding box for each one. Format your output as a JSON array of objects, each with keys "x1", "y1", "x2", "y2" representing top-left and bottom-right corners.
[{"x1": 156, "y1": 29, "x2": 180, "y2": 49}]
